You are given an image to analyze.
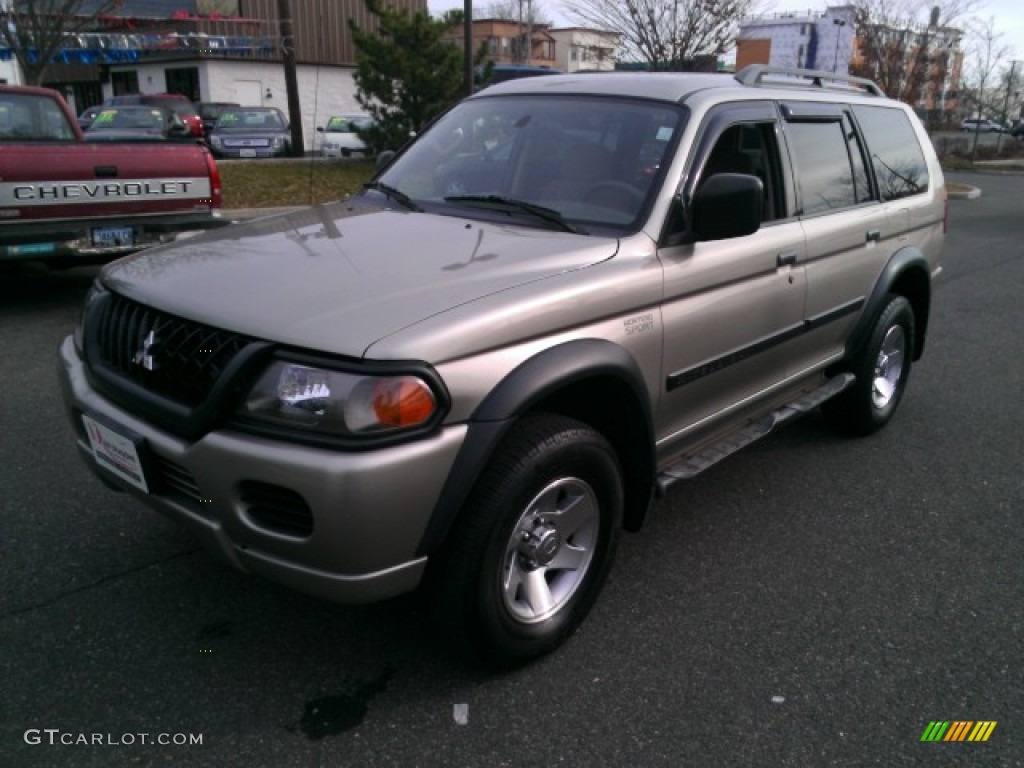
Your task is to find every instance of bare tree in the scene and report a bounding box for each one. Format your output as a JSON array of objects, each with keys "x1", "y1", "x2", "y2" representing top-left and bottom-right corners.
[
  {"x1": 485, "y1": 1, "x2": 550, "y2": 25},
  {"x1": 0, "y1": 0, "x2": 122, "y2": 86},
  {"x1": 848, "y1": 0, "x2": 978, "y2": 122},
  {"x1": 561, "y1": 0, "x2": 754, "y2": 71},
  {"x1": 960, "y1": 16, "x2": 1011, "y2": 158}
]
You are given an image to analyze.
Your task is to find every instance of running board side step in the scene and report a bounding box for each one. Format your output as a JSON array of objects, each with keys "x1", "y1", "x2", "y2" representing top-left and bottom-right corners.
[{"x1": 655, "y1": 373, "x2": 855, "y2": 497}]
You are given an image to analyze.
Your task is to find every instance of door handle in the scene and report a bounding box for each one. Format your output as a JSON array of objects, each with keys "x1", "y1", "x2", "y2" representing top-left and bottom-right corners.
[
  {"x1": 866, "y1": 229, "x2": 881, "y2": 243},
  {"x1": 777, "y1": 251, "x2": 798, "y2": 267}
]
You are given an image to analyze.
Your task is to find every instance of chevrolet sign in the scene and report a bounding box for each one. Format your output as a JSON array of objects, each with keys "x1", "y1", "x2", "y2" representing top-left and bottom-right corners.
[{"x1": 0, "y1": 178, "x2": 212, "y2": 206}]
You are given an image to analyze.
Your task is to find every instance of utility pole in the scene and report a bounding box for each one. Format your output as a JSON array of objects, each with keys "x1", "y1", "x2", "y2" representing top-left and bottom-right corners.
[
  {"x1": 996, "y1": 60, "x2": 1020, "y2": 154},
  {"x1": 464, "y1": 0, "x2": 473, "y2": 96},
  {"x1": 277, "y1": 0, "x2": 304, "y2": 157},
  {"x1": 833, "y1": 18, "x2": 847, "y2": 73}
]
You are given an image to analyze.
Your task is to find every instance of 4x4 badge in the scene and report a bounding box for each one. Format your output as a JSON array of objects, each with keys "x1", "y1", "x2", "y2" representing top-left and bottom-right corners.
[{"x1": 133, "y1": 330, "x2": 159, "y2": 371}]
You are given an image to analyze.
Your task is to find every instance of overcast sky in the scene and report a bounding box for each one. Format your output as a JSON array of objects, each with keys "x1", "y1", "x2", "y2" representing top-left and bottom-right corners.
[{"x1": 428, "y1": 0, "x2": 1024, "y2": 61}]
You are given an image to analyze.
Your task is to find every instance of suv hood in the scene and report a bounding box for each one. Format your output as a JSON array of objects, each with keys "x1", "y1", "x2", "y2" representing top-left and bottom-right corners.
[{"x1": 103, "y1": 201, "x2": 618, "y2": 357}]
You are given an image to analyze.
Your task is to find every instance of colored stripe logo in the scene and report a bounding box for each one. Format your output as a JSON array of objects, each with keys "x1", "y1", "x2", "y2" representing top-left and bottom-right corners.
[{"x1": 921, "y1": 721, "x2": 997, "y2": 742}]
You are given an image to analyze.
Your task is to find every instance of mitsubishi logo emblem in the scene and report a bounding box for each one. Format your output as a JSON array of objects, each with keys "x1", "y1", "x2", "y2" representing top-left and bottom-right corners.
[{"x1": 133, "y1": 330, "x2": 159, "y2": 371}]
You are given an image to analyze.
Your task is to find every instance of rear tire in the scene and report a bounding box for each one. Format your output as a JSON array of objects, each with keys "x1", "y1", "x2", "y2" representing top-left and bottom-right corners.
[
  {"x1": 429, "y1": 413, "x2": 623, "y2": 668},
  {"x1": 824, "y1": 295, "x2": 915, "y2": 436}
]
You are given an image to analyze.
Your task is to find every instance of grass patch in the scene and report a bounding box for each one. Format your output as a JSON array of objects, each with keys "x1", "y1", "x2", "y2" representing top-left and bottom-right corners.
[{"x1": 218, "y1": 159, "x2": 375, "y2": 209}]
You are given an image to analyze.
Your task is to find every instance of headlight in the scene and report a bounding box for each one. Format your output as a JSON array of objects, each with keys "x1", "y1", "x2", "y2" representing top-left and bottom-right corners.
[
  {"x1": 239, "y1": 361, "x2": 439, "y2": 438},
  {"x1": 272, "y1": 136, "x2": 286, "y2": 148},
  {"x1": 210, "y1": 135, "x2": 222, "y2": 147}
]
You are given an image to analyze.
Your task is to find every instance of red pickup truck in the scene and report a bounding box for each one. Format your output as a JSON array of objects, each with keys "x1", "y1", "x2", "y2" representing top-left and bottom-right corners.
[{"x1": 1, "y1": 84, "x2": 226, "y2": 267}]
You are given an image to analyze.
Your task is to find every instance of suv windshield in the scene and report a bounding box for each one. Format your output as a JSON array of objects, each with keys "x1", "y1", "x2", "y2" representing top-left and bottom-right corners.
[{"x1": 375, "y1": 95, "x2": 685, "y2": 232}]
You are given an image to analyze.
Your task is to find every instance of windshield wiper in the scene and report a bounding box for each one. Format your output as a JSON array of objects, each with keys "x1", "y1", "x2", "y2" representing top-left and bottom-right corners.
[
  {"x1": 362, "y1": 181, "x2": 422, "y2": 212},
  {"x1": 444, "y1": 195, "x2": 587, "y2": 234}
]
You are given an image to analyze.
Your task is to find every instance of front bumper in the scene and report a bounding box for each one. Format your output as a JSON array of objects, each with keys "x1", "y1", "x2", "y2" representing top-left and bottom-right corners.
[
  {"x1": 58, "y1": 335, "x2": 467, "y2": 604},
  {"x1": 212, "y1": 146, "x2": 286, "y2": 159}
]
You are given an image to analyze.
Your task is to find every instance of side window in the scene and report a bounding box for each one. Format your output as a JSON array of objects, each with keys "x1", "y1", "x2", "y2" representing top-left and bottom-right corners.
[
  {"x1": 852, "y1": 105, "x2": 929, "y2": 201},
  {"x1": 698, "y1": 122, "x2": 785, "y2": 222},
  {"x1": 785, "y1": 118, "x2": 865, "y2": 216}
]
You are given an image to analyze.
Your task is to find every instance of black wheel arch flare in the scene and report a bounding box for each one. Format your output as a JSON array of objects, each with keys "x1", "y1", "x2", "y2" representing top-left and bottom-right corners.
[
  {"x1": 417, "y1": 339, "x2": 657, "y2": 558},
  {"x1": 845, "y1": 245, "x2": 932, "y2": 364}
]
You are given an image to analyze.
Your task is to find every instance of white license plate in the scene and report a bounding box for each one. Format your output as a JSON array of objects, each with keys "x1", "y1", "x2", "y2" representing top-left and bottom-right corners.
[
  {"x1": 239, "y1": 148, "x2": 257, "y2": 157},
  {"x1": 82, "y1": 414, "x2": 149, "y2": 493},
  {"x1": 91, "y1": 226, "x2": 134, "y2": 248}
]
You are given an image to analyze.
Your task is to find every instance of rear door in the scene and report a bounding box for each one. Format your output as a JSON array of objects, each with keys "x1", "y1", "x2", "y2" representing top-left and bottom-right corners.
[{"x1": 778, "y1": 101, "x2": 891, "y2": 374}]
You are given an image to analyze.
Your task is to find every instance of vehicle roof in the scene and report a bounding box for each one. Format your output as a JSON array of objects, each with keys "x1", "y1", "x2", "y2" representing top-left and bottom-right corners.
[
  {"x1": 0, "y1": 83, "x2": 64, "y2": 98},
  {"x1": 221, "y1": 106, "x2": 280, "y2": 113},
  {"x1": 471, "y1": 66, "x2": 893, "y2": 108},
  {"x1": 95, "y1": 104, "x2": 171, "y2": 113}
]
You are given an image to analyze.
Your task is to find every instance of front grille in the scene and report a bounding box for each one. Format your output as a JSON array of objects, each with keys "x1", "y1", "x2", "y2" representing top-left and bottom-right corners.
[
  {"x1": 92, "y1": 293, "x2": 252, "y2": 408},
  {"x1": 240, "y1": 481, "x2": 314, "y2": 538}
]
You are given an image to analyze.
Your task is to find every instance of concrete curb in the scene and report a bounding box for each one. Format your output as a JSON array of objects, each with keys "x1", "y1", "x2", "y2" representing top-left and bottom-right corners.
[{"x1": 947, "y1": 185, "x2": 981, "y2": 200}]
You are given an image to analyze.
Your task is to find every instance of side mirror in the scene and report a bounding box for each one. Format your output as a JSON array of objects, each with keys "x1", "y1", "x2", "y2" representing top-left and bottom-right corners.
[
  {"x1": 691, "y1": 174, "x2": 763, "y2": 242},
  {"x1": 316, "y1": 126, "x2": 325, "y2": 133},
  {"x1": 168, "y1": 122, "x2": 190, "y2": 137}
]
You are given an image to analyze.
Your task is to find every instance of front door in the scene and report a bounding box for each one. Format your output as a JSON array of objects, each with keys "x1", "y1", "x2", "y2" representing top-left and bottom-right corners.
[{"x1": 655, "y1": 102, "x2": 807, "y2": 453}]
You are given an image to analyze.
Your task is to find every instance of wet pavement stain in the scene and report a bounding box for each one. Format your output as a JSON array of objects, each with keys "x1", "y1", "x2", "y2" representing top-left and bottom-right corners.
[{"x1": 295, "y1": 667, "x2": 396, "y2": 740}]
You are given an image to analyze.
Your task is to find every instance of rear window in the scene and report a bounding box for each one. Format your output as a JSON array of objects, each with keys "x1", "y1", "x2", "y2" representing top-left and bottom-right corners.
[
  {"x1": 145, "y1": 96, "x2": 197, "y2": 117},
  {"x1": 326, "y1": 116, "x2": 372, "y2": 133},
  {"x1": 786, "y1": 119, "x2": 864, "y2": 215},
  {"x1": 852, "y1": 105, "x2": 929, "y2": 201},
  {"x1": 0, "y1": 92, "x2": 76, "y2": 140}
]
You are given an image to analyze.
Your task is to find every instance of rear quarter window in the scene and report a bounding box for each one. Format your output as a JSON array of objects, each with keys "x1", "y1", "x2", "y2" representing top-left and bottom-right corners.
[{"x1": 852, "y1": 105, "x2": 929, "y2": 201}]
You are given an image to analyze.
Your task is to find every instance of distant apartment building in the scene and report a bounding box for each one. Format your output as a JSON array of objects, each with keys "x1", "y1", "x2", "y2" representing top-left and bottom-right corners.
[
  {"x1": 851, "y1": 14, "x2": 963, "y2": 123},
  {"x1": 447, "y1": 18, "x2": 557, "y2": 70},
  {"x1": 737, "y1": 5, "x2": 856, "y2": 74},
  {"x1": 737, "y1": 4, "x2": 963, "y2": 124},
  {"x1": 443, "y1": 19, "x2": 619, "y2": 75},
  {"x1": 548, "y1": 27, "x2": 619, "y2": 73}
]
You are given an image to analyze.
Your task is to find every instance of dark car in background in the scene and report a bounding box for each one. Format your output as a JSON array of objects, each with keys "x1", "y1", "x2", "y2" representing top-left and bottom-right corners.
[
  {"x1": 83, "y1": 105, "x2": 192, "y2": 141},
  {"x1": 194, "y1": 101, "x2": 240, "y2": 138},
  {"x1": 207, "y1": 106, "x2": 290, "y2": 158},
  {"x1": 103, "y1": 93, "x2": 204, "y2": 138},
  {"x1": 477, "y1": 63, "x2": 562, "y2": 89}
]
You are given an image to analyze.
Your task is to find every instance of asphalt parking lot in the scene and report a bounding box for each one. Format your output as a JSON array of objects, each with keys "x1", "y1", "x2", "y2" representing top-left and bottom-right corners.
[{"x1": 1, "y1": 170, "x2": 1021, "y2": 767}]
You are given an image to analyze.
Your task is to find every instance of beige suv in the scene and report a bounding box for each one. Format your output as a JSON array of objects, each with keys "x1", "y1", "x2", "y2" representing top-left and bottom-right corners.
[{"x1": 59, "y1": 66, "x2": 945, "y2": 667}]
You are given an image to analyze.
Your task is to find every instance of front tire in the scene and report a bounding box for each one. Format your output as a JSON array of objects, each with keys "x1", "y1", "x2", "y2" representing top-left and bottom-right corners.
[
  {"x1": 824, "y1": 294, "x2": 916, "y2": 435},
  {"x1": 430, "y1": 414, "x2": 623, "y2": 668}
]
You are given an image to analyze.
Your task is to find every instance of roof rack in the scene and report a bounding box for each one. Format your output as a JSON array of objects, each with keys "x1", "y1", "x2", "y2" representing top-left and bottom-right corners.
[{"x1": 733, "y1": 65, "x2": 884, "y2": 98}]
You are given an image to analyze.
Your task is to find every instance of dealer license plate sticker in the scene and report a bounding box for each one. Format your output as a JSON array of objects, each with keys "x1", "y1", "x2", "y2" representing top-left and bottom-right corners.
[
  {"x1": 91, "y1": 226, "x2": 135, "y2": 248},
  {"x1": 81, "y1": 414, "x2": 149, "y2": 493}
]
